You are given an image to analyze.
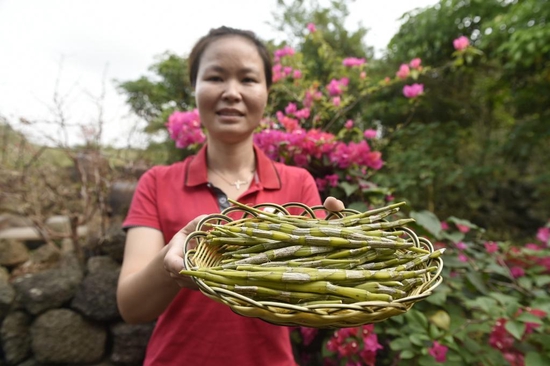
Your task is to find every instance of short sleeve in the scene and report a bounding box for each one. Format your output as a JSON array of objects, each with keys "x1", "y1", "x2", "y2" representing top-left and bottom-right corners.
[{"x1": 122, "y1": 167, "x2": 162, "y2": 231}]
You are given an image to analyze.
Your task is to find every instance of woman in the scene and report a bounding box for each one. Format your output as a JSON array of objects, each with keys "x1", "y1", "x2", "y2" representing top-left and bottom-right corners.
[{"x1": 117, "y1": 26, "x2": 344, "y2": 365}]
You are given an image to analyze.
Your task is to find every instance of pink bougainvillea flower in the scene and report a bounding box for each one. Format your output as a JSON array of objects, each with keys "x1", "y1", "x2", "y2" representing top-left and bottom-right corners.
[
  {"x1": 363, "y1": 129, "x2": 377, "y2": 139},
  {"x1": 327, "y1": 79, "x2": 343, "y2": 96},
  {"x1": 441, "y1": 221, "x2": 449, "y2": 230},
  {"x1": 453, "y1": 36, "x2": 470, "y2": 51},
  {"x1": 325, "y1": 174, "x2": 339, "y2": 187},
  {"x1": 284, "y1": 103, "x2": 297, "y2": 115},
  {"x1": 342, "y1": 57, "x2": 366, "y2": 67},
  {"x1": 315, "y1": 177, "x2": 328, "y2": 191},
  {"x1": 273, "y1": 45, "x2": 295, "y2": 62},
  {"x1": 403, "y1": 83, "x2": 424, "y2": 98},
  {"x1": 299, "y1": 327, "x2": 318, "y2": 346},
  {"x1": 307, "y1": 23, "x2": 316, "y2": 33},
  {"x1": 456, "y1": 241, "x2": 467, "y2": 250},
  {"x1": 345, "y1": 119, "x2": 354, "y2": 129},
  {"x1": 529, "y1": 308, "x2": 547, "y2": 318},
  {"x1": 294, "y1": 108, "x2": 310, "y2": 120},
  {"x1": 409, "y1": 57, "x2": 422, "y2": 69},
  {"x1": 166, "y1": 109, "x2": 205, "y2": 149},
  {"x1": 489, "y1": 318, "x2": 515, "y2": 351},
  {"x1": 458, "y1": 254, "x2": 468, "y2": 262},
  {"x1": 537, "y1": 227, "x2": 550, "y2": 244},
  {"x1": 456, "y1": 224, "x2": 471, "y2": 233},
  {"x1": 503, "y1": 352, "x2": 525, "y2": 366},
  {"x1": 484, "y1": 241, "x2": 499, "y2": 253},
  {"x1": 510, "y1": 266, "x2": 525, "y2": 278},
  {"x1": 396, "y1": 63, "x2": 410, "y2": 79},
  {"x1": 428, "y1": 341, "x2": 448, "y2": 363},
  {"x1": 360, "y1": 71, "x2": 366, "y2": 79},
  {"x1": 332, "y1": 96, "x2": 341, "y2": 106},
  {"x1": 292, "y1": 69, "x2": 302, "y2": 79},
  {"x1": 283, "y1": 66, "x2": 293, "y2": 76}
]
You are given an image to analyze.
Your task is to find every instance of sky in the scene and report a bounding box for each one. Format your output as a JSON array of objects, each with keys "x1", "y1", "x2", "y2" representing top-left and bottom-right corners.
[{"x1": 0, "y1": 0, "x2": 439, "y2": 147}]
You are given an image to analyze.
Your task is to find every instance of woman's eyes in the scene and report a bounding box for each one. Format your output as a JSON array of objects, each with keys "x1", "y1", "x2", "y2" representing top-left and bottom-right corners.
[{"x1": 205, "y1": 75, "x2": 258, "y2": 83}]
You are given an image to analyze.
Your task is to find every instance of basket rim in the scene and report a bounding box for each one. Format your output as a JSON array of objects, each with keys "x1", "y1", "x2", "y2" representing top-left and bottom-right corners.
[{"x1": 181, "y1": 202, "x2": 445, "y2": 327}]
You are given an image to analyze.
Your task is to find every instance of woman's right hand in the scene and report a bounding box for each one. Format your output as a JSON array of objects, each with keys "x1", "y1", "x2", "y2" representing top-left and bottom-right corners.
[{"x1": 163, "y1": 215, "x2": 207, "y2": 290}]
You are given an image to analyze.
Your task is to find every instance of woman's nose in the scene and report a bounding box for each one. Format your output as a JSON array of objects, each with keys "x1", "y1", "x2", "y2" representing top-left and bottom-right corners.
[{"x1": 221, "y1": 80, "x2": 242, "y2": 102}]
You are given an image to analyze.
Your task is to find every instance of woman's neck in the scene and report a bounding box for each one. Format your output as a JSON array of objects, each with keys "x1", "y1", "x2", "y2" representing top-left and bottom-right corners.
[{"x1": 206, "y1": 139, "x2": 256, "y2": 173}]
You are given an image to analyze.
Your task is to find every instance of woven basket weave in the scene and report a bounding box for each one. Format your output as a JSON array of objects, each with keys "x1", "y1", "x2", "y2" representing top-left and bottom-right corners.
[{"x1": 183, "y1": 202, "x2": 444, "y2": 328}]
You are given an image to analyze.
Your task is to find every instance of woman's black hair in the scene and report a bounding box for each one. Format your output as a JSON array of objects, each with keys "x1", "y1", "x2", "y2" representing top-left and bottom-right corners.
[{"x1": 188, "y1": 26, "x2": 272, "y2": 89}]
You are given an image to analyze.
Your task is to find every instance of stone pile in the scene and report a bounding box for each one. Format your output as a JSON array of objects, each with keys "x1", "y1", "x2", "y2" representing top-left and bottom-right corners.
[{"x1": 0, "y1": 221, "x2": 154, "y2": 366}]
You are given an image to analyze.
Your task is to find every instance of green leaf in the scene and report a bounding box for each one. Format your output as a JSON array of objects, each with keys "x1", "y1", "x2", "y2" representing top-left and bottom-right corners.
[
  {"x1": 440, "y1": 231, "x2": 465, "y2": 244},
  {"x1": 400, "y1": 350, "x2": 415, "y2": 359},
  {"x1": 505, "y1": 302, "x2": 521, "y2": 318},
  {"x1": 486, "y1": 263, "x2": 511, "y2": 278},
  {"x1": 517, "y1": 276, "x2": 532, "y2": 290},
  {"x1": 426, "y1": 290, "x2": 447, "y2": 305},
  {"x1": 516, "y1": 312, "x2": 543, "y2": 325},
  {"x1": 410, "y1": 210, "x2": 442, "y2": 237},
  {"x1": 489, "y1": 292, "x2": 518, "y2": 306},
  {"x1": 465, "y1": 272, "x2": 488, "y2": 293},
  {"x1": 390, "y1": 337, "x2": 411, "y2": 351},
  {"x1": 464, "y1": 296, "x2": 497, "y2": 314},
  {"x1": 461, "y1": 336, "x2": 481, "y2": 353},
  {"x1": 405, "y1": 309, "x2": 429, "y2": 330},
  {"x1": 535, "y1": 275, "x2": 550, "y2": 287},
  {"x1": 347, "y1": 201, "x2": 368, "y2": 213},
  {"x1": 525, "y1": 352, "x2": 550, "y2": 366},
  {"x1": 505, "y1": 320, "x2": 525, "y2": 340},
  {"x1": 339, "y1": 182, "x2": 358, "y2": 197},
  {"x1": 409, "y1": 333, "x2": 427, "y2": 346}
]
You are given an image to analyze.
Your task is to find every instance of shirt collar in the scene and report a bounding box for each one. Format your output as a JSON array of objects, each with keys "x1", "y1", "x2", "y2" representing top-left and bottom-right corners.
[{"x1": 184, "y1": 144, "x2": 281, "y2": 190}]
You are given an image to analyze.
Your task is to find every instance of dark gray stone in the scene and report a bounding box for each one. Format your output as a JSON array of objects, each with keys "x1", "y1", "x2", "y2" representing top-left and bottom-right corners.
[
  {"x1": 87, "y1": 256, "x2": 120, "y2": 275},
  {"x1": 110, "y1": 322, "x2": 155, "y2": 365},
  {"x1": 98, "y1": 222, "x2": 126, "y2": 263},
  {"x1": 31, "y1": 309, "x2": 106, "y2": 364},
  {"x1": 11, "y1": 265, "x2": 82, "y2": 315},
  {"x1": 71, "y1": 268, "x2": 120, "y2": 322},
  {"x1": 0, "y1": 281, "x2": 15, "y2": 321},
  {"x1": 1, "y1": 311, "x2": 32, "y2": 365}
]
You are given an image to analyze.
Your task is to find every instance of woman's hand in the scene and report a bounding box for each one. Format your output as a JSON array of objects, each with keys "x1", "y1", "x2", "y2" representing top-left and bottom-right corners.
[
  {"x1": 323, "y1": 196, "x2": 345, "y2": 212},
  {"x1": 163, "y1": 215, "x2": 207, "y2": 290}
]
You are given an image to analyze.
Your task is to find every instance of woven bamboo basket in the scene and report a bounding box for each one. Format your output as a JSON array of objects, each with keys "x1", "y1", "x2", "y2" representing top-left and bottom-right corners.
[{"x1": 182, "y1": 202, "x2": 444, "y2": 328}]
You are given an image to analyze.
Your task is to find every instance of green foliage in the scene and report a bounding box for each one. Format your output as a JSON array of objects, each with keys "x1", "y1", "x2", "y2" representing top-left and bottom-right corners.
[{"x1": 270, "y1": 0, "x2": 373, "y2": 61}]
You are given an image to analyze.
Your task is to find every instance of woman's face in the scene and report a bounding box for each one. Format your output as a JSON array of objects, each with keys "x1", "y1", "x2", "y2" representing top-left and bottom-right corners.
[{"x1": 195, "y1": 36, "x2": 268, "y2": 144}]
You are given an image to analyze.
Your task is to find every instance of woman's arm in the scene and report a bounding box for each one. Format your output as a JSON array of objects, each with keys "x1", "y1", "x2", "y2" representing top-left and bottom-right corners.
[{"x1": 117, "y1": 217, "x2": 203, "y2": 324}]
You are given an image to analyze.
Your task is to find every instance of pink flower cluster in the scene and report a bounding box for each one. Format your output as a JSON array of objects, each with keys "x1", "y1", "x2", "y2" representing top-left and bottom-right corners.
[
  {"x1": 326, "y1": 77, "x2": 349, "y2": 96},
  {"x1": 325, "y1": 325, "x2": 382, "y2": 366},
  {"x1": 428, "y1": 341, "x2": 448, "y2": 363},
  {"x1": 453, "y1": 36, "x2": 470, "y2": 51},
  {"x1": 342, "y1": 57, "x2": 366, "y2": 67},
  {"x1": 272, "y1": 46, "x2": 303, "y2": 82},
  {"x1": 403, "y1": 83, "x2": 424, "y2": 98},
  {"x1": 253, "y1": 124, "x2": 383, "y2": 191},
  {"x1": 505, "y1": 225, "x2": 550, "y2": 276},
  {"x1": 166, "y1": 109, "x2": 205, "y2": 148},
  {"x1": 489, "y1": 308, "x2": 547, "y2": 365}
]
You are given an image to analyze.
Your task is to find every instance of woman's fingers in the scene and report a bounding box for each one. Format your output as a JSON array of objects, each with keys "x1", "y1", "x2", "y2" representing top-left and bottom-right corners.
[
  {"x1": 163, "y1": 215, "x2": 208, "y2": 290},
  {"x1": 323, "y1": 196, "x2": 345, "y2": 212}
]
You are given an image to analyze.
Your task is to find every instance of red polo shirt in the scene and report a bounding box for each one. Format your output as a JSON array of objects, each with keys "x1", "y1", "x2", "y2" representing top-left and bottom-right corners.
[{"x1": 123, "y1": 144, "x2": 322, "y2": 366}]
